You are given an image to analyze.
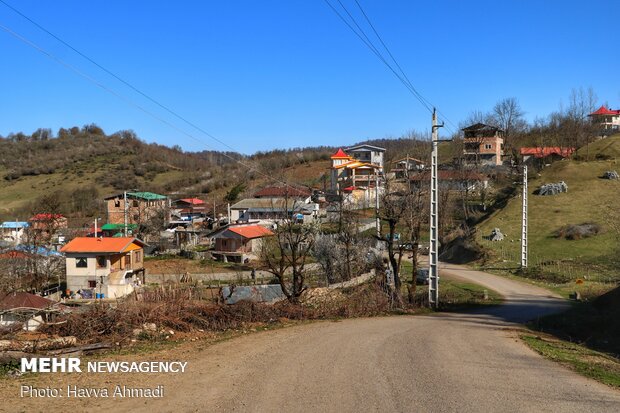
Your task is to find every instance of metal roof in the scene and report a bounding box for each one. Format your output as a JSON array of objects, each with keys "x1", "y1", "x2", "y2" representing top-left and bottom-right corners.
[{"x1": 0, "y1": 221, "x2": 29, "y2": 229}]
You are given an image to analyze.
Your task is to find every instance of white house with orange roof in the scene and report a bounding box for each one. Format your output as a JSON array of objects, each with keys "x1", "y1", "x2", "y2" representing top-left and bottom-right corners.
[{"x1": 60, "y1": 237, "x2": 146, "y2": 299}]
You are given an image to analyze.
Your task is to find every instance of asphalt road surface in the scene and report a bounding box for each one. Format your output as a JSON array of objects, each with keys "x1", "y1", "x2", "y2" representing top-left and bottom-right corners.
[{"x1": 11, "y1": 264, "x2": 620, "y2": 412}]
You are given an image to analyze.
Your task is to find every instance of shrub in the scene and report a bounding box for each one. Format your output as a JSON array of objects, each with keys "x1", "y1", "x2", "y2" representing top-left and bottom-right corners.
[{"x1": 554, "y1": 222, "x2": 601, "y2": 240}]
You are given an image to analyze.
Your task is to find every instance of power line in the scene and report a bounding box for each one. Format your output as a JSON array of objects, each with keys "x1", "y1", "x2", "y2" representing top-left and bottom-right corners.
[
  {"x1": 323, "y1": 0, "x2": 433, "y2": 114},
  {"x1": 324, "y1": 0, "x2": 460, "y2": 135},
  {"x1": 0, "y1": 0, "x2": 253, "y2": 157},
  {"x1": 0, "y1": 22, "x2": 296, "y2": 191}
]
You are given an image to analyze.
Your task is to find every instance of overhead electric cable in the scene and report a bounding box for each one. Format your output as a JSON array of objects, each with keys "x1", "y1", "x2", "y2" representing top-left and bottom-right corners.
[
  {"x1": 324, "y1": 0, "x2": 459, "y2": 135},
  {"x1": 0, "y1": 0, "x2": 262, "y2": 156},
  {"x1": 0, "y1": 22, "x2": 297, "y2": 190}
]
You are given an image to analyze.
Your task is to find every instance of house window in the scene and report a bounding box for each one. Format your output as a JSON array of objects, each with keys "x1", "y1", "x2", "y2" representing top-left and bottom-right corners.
[
  {"x1": 484, "y1": 144, "x2": 492, "y2": 150},
  {"x1": 132, "y1": 200, "x2": 139, "y2": 207},
  {"x1": 134, "y1": 250, "x2": 142, "y2": 262},
  {"x1": 114, "y1": 200, "x2": 120, "y2": 208},
  {"x1": 96, "y1": 256, "x2": 106, "y2": 268},
  {"x1": 126, "y1": 254, "x2": 132, "y2": 266},
  {"x1": 88, "y1": 280, "x2": 97, "y2": 288},
  {"x1": 76, "y1": 257, "x2": 88, "y2": 268}
]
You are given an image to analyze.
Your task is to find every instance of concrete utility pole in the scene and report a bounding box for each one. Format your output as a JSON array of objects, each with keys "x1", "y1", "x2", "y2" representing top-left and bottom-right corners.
[
  {"x1": 123, "y1": 191, "x2": 128, "y2": 236},
  {"x1": 429, "y1": 109, "x2": 444, "y2": 308},
  {"x1": 375, "y1": 173, "x2": 380, "y2": 240},
  {"x1": 521, "y1": 165, "x2": 528, "y2": 268}
]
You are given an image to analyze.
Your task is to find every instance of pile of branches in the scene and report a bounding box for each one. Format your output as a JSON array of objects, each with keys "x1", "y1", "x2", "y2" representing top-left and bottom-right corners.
[{"x1": 42, "y1": 282, "x2": 396, "y2": 343}]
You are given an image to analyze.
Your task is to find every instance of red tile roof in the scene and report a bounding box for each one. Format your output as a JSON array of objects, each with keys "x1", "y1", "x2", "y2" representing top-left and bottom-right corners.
[
  {"x1": 60, "y1": 237, "x2": 145, "y2": 253},
  {"x1": 179, "y1": 198, "x2": 205, "y2": 205},
  {"x1": 589, "y1": 105, "x2": 620, "y2": 116},
  {"x1": 254, "y1": 186, "x2": 311, "y2": 198},
  {"x1": 0, "y1": 292, "x2": 56, "y2": 310},
  {"x1": 228, "y1": 225, "x2": 274, "y2": 239},
  {"x1": 331, "y1": 148, "x2": 351, "y2": 159},
  {"x1": 0, "y1": 251, "x2": 29, "y2": 259},
  {"x1": 520, "y1": 147, "x2": 575, "y2": 158}
]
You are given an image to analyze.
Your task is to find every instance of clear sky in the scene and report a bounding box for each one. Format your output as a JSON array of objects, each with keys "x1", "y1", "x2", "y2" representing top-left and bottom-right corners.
[{"x1": 0, "y1": 1, "x2": 618, "y2": 154}]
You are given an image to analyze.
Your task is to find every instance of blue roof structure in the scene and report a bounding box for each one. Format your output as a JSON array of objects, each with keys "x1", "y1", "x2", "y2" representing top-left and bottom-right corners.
[
  {"x1": 0, "y1": 221, "x2": 29, "y2": 229},
  {"x1": 14, "y1": 245, "x2": 62, "y2": 257}
]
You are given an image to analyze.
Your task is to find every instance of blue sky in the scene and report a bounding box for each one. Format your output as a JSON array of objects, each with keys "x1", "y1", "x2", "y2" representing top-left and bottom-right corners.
[{"x1": 0, "y1": 1, "x2": 617, "y2": 154}]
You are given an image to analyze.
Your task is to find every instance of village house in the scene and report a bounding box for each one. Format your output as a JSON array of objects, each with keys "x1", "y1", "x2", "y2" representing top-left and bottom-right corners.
[
  {"x1": 210, "y1": 224, "x2": 273, "y2": 263},
  {"x1": 391, "y1": 156, "x2": 425, "y2": 180},
  {"x1": 60, "y1": 237, "x2": 146, "y2": 299},
  {"x1": 253, "y1": 186, "x2": 312, "y2": 202},
  {"x1": 462, "y1": 123, "x2": 505, "y2": 166},
  {"x1": 0, "y1": 221, "x2": 29, "y2": 245},
  {"x1": 104, "y1": 191, "x2": 169, "y2": 226},
  {"x1": 230, "y1": 198, "x2": 319, "y2": 225},
  {"x1": 520, "y1": 147, "x2": 575, "y2": 167},
  {"x1": 588, "y1": 105, "x2": 620, "y2": 132},
  {"x1": 345, "y1": 144, "x2": 385, "y2": 170},
  {"x1": 329, "y1": 147, "x2": 384, "y2": 207},
  {"x1": 172, "y1": 198, "x2": 206, "y2": 221},
  {"x1": 410, "y1": 170, "x2": 489, "y2": 192},
  {"x1": 0, "y1": 292, "x2": 66, "y2": 331}
]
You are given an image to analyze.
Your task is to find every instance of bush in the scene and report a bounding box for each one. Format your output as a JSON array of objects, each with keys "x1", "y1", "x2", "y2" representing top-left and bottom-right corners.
[{"x1": 554, "y1": 222, "x2": 601, "y2": 240}]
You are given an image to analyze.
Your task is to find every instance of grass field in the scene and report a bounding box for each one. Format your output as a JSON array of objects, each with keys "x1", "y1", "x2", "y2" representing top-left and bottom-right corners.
[{"x1": 476, "y1": 157, "x2": 620, "y2": 281}]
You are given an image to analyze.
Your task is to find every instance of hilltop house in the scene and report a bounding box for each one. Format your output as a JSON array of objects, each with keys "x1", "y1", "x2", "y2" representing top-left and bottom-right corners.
[
  {"x1": 60, "y1": 237, "x2": 146, "y2": 299},
  {"x1": 0, "y1": 221, "x2": 29, "y2": 245},
  {"x1": 210, "y1": 224, "x2": 274, "y2": 263},
  {"x1": 391, "y1": 156, "x2": 425, "y2": 180},
  {"x1": 462, "y1": 123, "x2": 505, "y2": 166},
  {"x1": 588, "y1": 105, "x2": 620, "y2": 132},
  {"x1": 104, "y1": 191, "x2": 170, "y2": 226}
]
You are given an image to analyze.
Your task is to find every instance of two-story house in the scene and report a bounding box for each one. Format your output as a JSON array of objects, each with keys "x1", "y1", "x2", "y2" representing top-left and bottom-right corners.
[
  {"x1": 345, "y1": 144, "x2": 385, "y2": 170},
  {"x1": 60, "y1": 237, "x2": 146, "y2": 299},
  {"x1": 588, "y1": 105, "x2": 620, "y2": 132},
  {"x1": 462, "y1": 123, "x2": 505, "y2": 166},
  {"x1": 0, "y1": 221, "x2": 29, "y2": 245},
  {"x1": 172, "y1": 198, "x2": 206, "y2": 221},
  {"x1": 104, "y1": 191, "x2": 169, "y2": 226}
]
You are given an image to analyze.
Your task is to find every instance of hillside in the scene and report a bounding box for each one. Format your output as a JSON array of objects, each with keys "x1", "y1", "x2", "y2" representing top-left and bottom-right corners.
[
  {"x1": 477, "y1": 153, "x2": 620, "y2": 279},
  {"x1": 575, "y1": 134, "x2": 620, "y2": 160}
]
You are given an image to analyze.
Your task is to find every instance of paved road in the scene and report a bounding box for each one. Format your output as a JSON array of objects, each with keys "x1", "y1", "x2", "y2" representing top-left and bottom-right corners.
[{"x1": 15, "y1": 264, "x2": 620, "y2": 412}]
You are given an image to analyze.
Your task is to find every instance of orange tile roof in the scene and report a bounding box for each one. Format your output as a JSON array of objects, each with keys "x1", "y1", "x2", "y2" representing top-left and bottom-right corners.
[
  {"x1": 60, "y1": 237, "x2": 144, "y2": 253},
  {"x1": 228, "y1": 225, "x2": 274, "y2": 239}
]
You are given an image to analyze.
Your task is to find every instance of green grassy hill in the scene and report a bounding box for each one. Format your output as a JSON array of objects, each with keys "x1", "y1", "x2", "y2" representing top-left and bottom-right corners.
[
  {"x1": 477, "y1": 151, "x2": 620, "y2": 281},
  {"x1": 575, "y1": 134, "x2": 620, "y2": 160}
]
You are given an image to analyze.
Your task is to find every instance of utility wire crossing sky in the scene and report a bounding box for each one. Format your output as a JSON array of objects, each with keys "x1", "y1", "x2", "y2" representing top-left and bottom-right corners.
[{"x1": 0, "y1": 0, "x2": 617, "y2": 153}]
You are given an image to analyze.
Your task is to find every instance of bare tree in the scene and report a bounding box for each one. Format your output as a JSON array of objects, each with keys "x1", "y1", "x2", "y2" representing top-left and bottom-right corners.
[
  {"x1": 259, "y1": 219, "x2": 317, "y2": 303},
  {"x1": 491, "y1": 97, "x2": 527, "y2": 162}
]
